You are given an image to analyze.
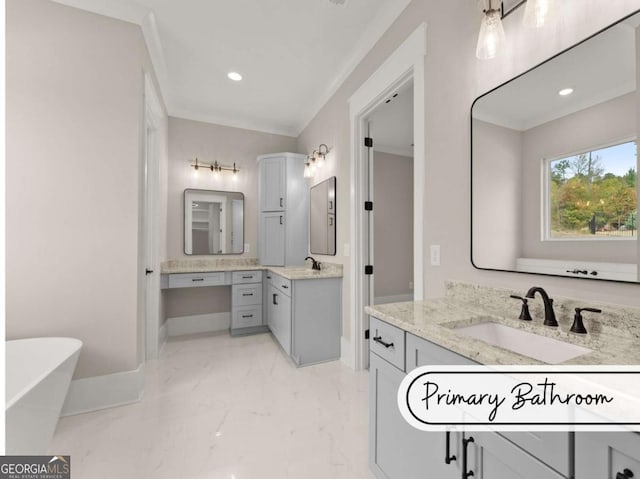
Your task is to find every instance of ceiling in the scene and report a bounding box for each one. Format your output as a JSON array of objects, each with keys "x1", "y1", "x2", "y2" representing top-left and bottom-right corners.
[
  {"x1": 367, "y1": 81, "x2": 413, "y2": 157},
  {"x1": 473, "y1": 14, "x2": 638, "y2": 131},
  {"x1": 51, "y1": 0, "x2": 412, "y2": 136}
]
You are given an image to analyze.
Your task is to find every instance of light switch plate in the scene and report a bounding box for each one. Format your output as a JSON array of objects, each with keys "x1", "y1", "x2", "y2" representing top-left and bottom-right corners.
[{"x1": 430, "y1": 245, "x2": 441, "y2": 266}]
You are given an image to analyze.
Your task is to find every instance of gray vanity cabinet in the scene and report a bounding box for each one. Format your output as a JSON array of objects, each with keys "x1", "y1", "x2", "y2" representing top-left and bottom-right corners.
[
  {"x1": 574, "y1": 433, "x2": 640, "y2": 479},
  {"x1": 257, "y1": 153, "x2": 309, "y2": 266},
  {"x1": 267, "y1": 279, "x2": 292, "y2": 355}
]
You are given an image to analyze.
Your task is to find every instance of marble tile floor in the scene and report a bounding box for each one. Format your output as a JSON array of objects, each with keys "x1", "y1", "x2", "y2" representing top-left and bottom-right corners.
[{"x1": 50, "y1": 332, "x2": 375, "y2": 479}]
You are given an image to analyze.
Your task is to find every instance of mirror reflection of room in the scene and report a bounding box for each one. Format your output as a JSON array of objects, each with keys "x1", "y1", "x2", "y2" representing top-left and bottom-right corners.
[{"x1": 472, "y1": 11, "x2": 639, "y2": 282}]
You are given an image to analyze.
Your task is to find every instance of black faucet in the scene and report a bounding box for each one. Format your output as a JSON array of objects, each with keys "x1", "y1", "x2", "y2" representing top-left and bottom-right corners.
[
  {"x1": 305, "y1": 256, "x2": 321, "y2": 271},
  {"x1": 525, "y1": 287, "x2": 559, "y2": 327}
]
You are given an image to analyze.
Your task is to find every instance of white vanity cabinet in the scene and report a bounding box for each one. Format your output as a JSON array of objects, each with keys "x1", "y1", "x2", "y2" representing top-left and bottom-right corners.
[
  {"x1": 369, "y1": 315, "x2": 574, "y2": 479},
  {"x1": 266, "y1": 272, "x2": 341, "y2": 366},
  {"x1": 257, "y1": 153, "x2": 309, "y2": 266},
  {"x1": 230, "y1": 270, "x2": 264, "y2": 336},
  {"x1": 575, "y1": 433, "x2": 640, "y2": 479}
]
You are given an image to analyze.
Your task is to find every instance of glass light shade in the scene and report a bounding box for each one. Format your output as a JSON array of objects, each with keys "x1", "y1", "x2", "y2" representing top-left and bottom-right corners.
[
  {"x1": 476, "y1": 9, "x2": 505, "y2": 60},
  {"x1": 523, "y1": 0, "x2": 557, "y2": 28},
  {"x1": 304, "y1": 162, "x2": 312, "y2": 178}
]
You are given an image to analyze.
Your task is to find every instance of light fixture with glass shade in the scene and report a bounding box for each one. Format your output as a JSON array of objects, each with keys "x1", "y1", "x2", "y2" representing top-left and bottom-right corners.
[
  {"x1": 523, "y1": 0, "x2": 556, "y2": 28},
  {"x1": 189, "y1": 158, "x2": 240, "y2": 178},
  {"x1": 476, "y1": 1, "x2": 505, "y2": 60}
]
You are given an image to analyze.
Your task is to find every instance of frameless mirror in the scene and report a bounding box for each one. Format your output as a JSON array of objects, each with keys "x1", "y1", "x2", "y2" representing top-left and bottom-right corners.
[
  {"x1": 472, "y1": 11, "x2": 639, "y2": 283},
  {"x1": 310, "y1": 177, "x2": 336, "y2": 255},
  {"x1": 184, "y1": 189, "x2": 244, "y2": 255}
]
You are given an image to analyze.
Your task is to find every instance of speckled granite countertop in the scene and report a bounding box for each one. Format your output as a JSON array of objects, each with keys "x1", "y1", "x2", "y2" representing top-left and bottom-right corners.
[
  {"x1": 365, "y1": 281, "x2": 640, "y2": 366},
  {"x1": 161, "y1": 259, "x2": 343, "y2": 280}
]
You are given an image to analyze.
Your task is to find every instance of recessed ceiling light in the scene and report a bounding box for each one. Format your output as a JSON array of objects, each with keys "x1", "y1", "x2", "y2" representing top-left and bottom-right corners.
[
  {"x1": 227, "y1": 72, "x2": 243, "y2": 82},
  {"x1": 558, "y1": 88, "x2": 574, "y2": 96}
]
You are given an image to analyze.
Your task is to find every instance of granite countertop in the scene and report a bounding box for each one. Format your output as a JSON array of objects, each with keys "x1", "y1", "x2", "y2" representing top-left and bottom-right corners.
[
  {"x1": 365, "y1": 282, "x2": 640, "y2": 366},
  {"x1": 160, "y1": 259, "x2": 343, "y2": 280}
]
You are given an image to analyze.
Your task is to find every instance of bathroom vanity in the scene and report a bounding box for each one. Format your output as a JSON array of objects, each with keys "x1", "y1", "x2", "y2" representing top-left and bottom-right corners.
[{"x1": 366, "y1": 282, "x2": 640, "y2": 479}]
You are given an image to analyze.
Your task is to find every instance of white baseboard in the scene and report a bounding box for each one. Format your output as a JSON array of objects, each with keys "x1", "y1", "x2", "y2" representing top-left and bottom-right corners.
[
  {"x1": 167, "y1": 312, "x2": 230, "y2": 337},
  {"x1": 340, "y1": 336, "x2": 355, "y2": 370},
  {"x1": 374, "y1": 294, "x2": 413, "y2": 305},
  {"x1": 61, "y1": 364, "x2": 144, "y2": 416}
]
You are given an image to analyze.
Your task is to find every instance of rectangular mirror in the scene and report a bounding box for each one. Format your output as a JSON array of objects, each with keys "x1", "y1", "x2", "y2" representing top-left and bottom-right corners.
[
  {"x1": 310, "y1": 177, "x2": 336, "y2": 255},
  {"x1": 472, "y1": 10, "x2": 639, "y2": 283},
  {"x1": 184, "y1": 189, "x2": 244, "y2": 255}
]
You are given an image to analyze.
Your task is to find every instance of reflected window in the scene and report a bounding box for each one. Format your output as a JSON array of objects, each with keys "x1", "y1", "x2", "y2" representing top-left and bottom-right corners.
[{"x1": 546, "y1": 140, "x2": 637, "y2": 240}]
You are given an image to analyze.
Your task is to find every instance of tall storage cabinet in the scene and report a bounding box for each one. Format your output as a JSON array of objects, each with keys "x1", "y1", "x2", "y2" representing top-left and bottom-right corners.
[{"x1": 258, "y1": 153, "x2": 309, "y2": 266}]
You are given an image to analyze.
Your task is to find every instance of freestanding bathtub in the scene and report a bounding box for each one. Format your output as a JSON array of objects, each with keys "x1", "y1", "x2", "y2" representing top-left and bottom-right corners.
[{"x1": 6, "y1": 337, "x2": 82, "y2": 454}]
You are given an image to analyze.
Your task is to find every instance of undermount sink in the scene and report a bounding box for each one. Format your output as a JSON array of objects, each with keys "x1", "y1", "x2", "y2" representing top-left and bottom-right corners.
[{"x1": 454, "y1": 321, "x2": 592, "y2": 364}]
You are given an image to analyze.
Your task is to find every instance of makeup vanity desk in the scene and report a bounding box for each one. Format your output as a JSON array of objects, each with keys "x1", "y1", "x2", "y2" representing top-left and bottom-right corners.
[{"x1": 160, "y1": 259, "x2": 343, "y2": 366}]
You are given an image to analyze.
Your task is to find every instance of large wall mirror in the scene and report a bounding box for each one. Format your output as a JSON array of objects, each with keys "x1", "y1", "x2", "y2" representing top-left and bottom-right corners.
[
  {"x1": 184, "y1": 189, "x2": 244, "y2": 255},
  {"x1": 472, "y1": 10, "x2": 639, "y2": 283},
  {"x1": 310, "y1": 177, "x2": 336, "y2": 255}
]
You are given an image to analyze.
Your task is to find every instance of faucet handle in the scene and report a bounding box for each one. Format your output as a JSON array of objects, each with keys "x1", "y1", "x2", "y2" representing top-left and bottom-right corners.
[
  {"x1": 510, "y1": 295, "x2": 533, "y2": 321},
  {"x1": 570, "y1": 307, "x2": 602, "y2": 334}
]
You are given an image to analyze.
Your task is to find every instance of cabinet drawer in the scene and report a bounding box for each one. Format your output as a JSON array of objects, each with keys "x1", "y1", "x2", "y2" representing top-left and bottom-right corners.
[
  {"x1": 406, "y1": 332, "x2": 475, "y2": 370},
  {"x1": 268, "y1": 272, "x2": 291, "y2": 295},
  {"x1": 369, "y1": 316, "x2": 405, "y2": 372},
  {"x1": 168, "y1": 272, "x2": 226, "y2": 288},
  {"x1": 232, "y1": 284, "x2": 263, "y2": 306},
  {"x1": 576, "y1": 432, "x2": 640, "y2": 479},
  {"x1": 499, "y1": 432, "x2": 571, "y2": 476},
  {"x1": 232, "y1": 270, "x2": 262, "y2": 284},
  {"x1": 232, "y1": 306, "x2": 262, "y2": 329}
]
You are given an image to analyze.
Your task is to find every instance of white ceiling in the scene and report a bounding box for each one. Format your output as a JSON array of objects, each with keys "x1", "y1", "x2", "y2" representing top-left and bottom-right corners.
[
  {"x1": 473, "y1": 15, "x2": 638, "y2": 131},
  {"x1": 367, "y1": 81, "x2": 413, "y2": 157},
  {"x1": 51, "y1": 0, "x2": 412, "y2": 136}
]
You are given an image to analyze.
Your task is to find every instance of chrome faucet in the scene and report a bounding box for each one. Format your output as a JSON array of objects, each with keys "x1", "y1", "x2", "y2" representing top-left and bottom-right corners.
[
  {"x1": 525, "y1": 287, "x2": 559, "y2": 327},
  {"x1": 305, "y1": 256, "x2": 321, "y2": 271}
]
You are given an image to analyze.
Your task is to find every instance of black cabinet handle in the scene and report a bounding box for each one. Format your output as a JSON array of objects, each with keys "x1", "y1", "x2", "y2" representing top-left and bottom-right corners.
[
  {"x1": 267, "y1": 275, "x2": 272, "y2": 279},
  {"x1": 445, "y1": 431, "x2": 456, "y2": 465},
  {"x1": 280, "y1": 215, "x2": 283, "y2": 225},
  {"x1": 617, "y1": 469, "x2": 634, "y2": 479},
  {"x1": 192, "y1": 278, "x2": 204, "y2": 282},
  {"x1": 242, "y1": 314, "x2": 254, "y2": 319},
  {"x1": 329, "y1": 200, "x2": 333, "y2": 210},
  {"x1": 282, "y1": 284, "x2": 289, "y2": 289},
  {"x1": 462, "y1": 436, "x2": 474, "y2": 478},
  {"x1": 242, "y1": 275, "x2": 253, "y2": 279},
  {"x1": 373, "y1": 336, "x2": 394, "y2": 349},
  {"x1": 273, "y1": 293, "x2": 278, "y2": 305},
  {"x1": 145, "y1": 269, "x2": 154, "y2": 275},
  {"x1": 329, "y1": 217, "x2": 334, "y2": 226},
  {"x1": 280, "y1": 197, "x2": 283, "y2": 207},
  {"x1": 242, "y1": 293, "x2": 254, "y2": 297}
]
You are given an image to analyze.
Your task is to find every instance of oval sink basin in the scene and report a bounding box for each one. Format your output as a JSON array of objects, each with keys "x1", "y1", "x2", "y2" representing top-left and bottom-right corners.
[{"x1": 454, "y1": 322, "x2": 592, "y2": 364}]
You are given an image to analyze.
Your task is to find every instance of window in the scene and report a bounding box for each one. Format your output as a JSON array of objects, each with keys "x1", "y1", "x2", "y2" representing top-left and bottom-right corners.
[{"x1": 547, "y1": 140, "x2": 637, "y2": 240}]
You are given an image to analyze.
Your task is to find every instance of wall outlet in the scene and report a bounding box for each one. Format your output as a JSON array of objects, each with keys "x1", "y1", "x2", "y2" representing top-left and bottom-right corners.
[
  {"x1": 430, "y1": 245, "x2": 441, "y2": 266},
  {"x1": 244, "y1": 243, "x2": 250, "y2": 253}
]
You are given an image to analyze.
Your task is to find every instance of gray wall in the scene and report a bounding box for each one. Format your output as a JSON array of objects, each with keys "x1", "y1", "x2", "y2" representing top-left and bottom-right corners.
[
  {"x1": 472, "y1": 120, "x2": 523, "y2": 270},
  {"x1": 6, "y1": 0, "x2": 167, "y2": 378},
  {"x1": 165, "y1": 117, "x2": 297, "y2": 316},
  {"x1": 373, "y1": 152, "x2": 414, "y2": 299},
  {"x1": 297, "y1": 0, "x2": 640, "y2": 343}
]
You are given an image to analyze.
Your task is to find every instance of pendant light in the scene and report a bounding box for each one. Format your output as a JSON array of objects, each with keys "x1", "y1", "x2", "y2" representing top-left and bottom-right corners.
[
  {"x1": 476, "y1": 2, "x2": 505, "y2": 60},
  {"x1": 523, "y1": 0, "x2": 557, "y2": 28}
]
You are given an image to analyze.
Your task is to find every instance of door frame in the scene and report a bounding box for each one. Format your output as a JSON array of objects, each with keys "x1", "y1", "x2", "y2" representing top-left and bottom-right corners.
[
  {"x1": 347, "y1": 23, "x2": 427, "y2": 370},
  {"x1": 143, "y1": 73, "x2": 164, "y2": 360}
]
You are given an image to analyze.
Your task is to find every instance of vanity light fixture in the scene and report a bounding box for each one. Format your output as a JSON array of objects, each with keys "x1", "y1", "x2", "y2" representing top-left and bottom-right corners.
[
  {"x1": 313, "y1": 144, "x2": 330, "y2": 169},
  {"x1": 522, "y1": 0, "x2": 557, "y2": 28},
  {"x1": 190, "y1": 158, "x2": 240, "y2": 178},
  {"x1": 558, "y1": 87, "x2": 574, "y2": 96},
  {"x1": 476, "y1": 1, "x2": 506, "y2": 60}
]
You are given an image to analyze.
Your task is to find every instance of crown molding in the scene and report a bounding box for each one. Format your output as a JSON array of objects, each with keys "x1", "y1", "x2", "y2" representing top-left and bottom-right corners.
[
  {"x1": 50, "y1": 0, "x2": 148, "y2": 24},
  {"x1": 170, "y1": 108, "x2": 298, "y2": 138},
  {"x1": 293, "y1": 0, "x2": 413, "y2": 136}
]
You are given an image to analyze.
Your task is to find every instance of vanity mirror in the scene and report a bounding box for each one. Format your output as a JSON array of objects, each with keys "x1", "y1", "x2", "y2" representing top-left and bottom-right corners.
[
  {"x1": 471, "y1": 10, "x2": 639, "y2": 283},
  {"x1": 310, "y1": 176, "x2": 336, "y2": 256},
  {"x1": 184, "y1": 189, "x2": 244, "y2": 255}
]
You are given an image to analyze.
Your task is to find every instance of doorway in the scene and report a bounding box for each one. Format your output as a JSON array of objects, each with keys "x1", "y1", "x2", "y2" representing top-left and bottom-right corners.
[{"x1": 348, "y1": 24, "x2": 426, "y2": 371}]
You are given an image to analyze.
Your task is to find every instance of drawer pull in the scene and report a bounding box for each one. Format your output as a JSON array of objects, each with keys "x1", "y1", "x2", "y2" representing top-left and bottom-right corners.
[
  {"x1": 191, "y1": 278, "x2": 204, "y2": 282},
  {"x1": 242, "y1": 293, "x2": 254, "y2": 296},
  {"x1": 282, "y1": 284, "x2": 289, "y2": 289},
  {"x1": 242, "y1": 314, "x2": 254, "y2": 319},
  {"x1": 462, "y1": 436, "x2": 474, "y2": 478},
  {"x1": 373, "y1": 336, "x2": 394, "y2": 349},
  {"x1": 267, "y1": 275, "x2": 272, "y2": 279},
  {"x1": 445, "y1": 431, "x2": 456, "y2": 465},
  {"x1": 617, "y1": 469, "x2": 634, "y2": 479},
  {"x1": 273, "y1": 293, "x2": 278, "y2": 305},
  {"x1": 242, "y1": 275, "x2": 253, "y2": 279}
]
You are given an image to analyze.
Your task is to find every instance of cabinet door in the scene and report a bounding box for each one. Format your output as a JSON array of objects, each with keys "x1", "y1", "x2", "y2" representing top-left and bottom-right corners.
[
  {"x1": 260, "y1": 157, "x2": 285, "y2": 212},
  {"x1": 575, "y1": 433, "x2": 640, "y2": 479},
  {"x1": 465, "y1": 432, "x2": 565, "y2": 479},
  {"x1": 260, "y1": 212, "x2": 285, "y2": 266},
  {"x1": 268, "y1": 284, "x2": 291, "y2": 355},
  {"x1": 370, "y1": 353, "x2": 452, "y2": 479}
]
